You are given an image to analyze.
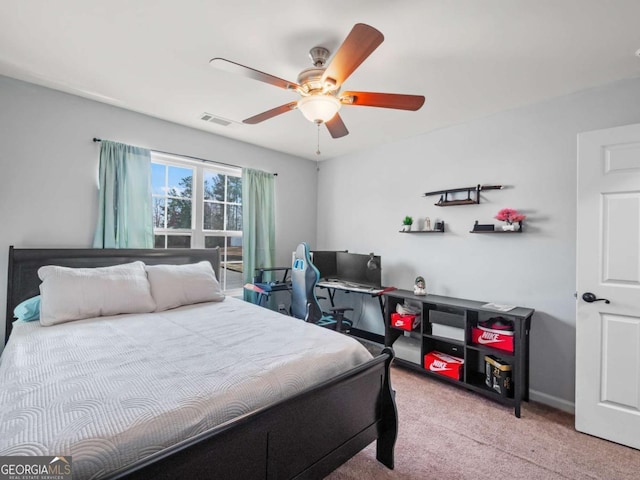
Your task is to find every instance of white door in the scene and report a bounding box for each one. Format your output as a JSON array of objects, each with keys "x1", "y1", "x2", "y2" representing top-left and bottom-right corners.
[{"x1": 576, "y1": 122, "x2": 640, "y2": 449}]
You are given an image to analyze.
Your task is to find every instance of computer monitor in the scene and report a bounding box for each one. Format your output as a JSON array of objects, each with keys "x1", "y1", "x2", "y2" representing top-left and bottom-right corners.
[
  {"x1": 309, "y1": 250, "x2": 345, "y2": 280},
  {"x1": 336, "y1": 252, "x2": 381, "y2": 287}
]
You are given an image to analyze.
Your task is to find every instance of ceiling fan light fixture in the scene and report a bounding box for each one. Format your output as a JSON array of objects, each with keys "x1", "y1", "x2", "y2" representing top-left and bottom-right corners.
[
  {"x1": 212, "y1": 24, "x2": 423, "y2": 140},
  {"x1": 323, "y1": 77, "x2": 338, "y2": 92},
  {"x1": 297, "y1": 95, "x2": 341, "y2": 123}
]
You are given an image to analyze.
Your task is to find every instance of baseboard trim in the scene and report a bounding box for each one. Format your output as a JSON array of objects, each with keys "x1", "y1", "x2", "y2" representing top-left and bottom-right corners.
[
  {"x1": 348, "y1": 328, "x2": 384, "y2": 344},
  {"x1": 529, "y1": 389, "x2": 575, "y2": 414}
]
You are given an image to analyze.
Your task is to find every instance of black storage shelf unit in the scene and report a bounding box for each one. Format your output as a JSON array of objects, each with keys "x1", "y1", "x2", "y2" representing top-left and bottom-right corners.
[
  {"x1": 423, "y1": 333, "x2": 464, "y2": 346},
  {"x1": 466, "y1": 343, "x2": 516, "y2": 360},
  {"x1": 383, "y1": 289, "x2": 534, "y2": 417}
]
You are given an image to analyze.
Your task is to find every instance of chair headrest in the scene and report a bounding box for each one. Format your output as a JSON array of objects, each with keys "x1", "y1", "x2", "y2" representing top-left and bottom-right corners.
[{"x1": 293, "y1": 242, "x2": 311, "y2": 270}]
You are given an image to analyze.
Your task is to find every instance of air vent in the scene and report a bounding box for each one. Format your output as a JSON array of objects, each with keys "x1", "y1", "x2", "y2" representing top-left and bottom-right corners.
[{"x1": 200, "y1": 112, "x2": 235, "y2": 126}]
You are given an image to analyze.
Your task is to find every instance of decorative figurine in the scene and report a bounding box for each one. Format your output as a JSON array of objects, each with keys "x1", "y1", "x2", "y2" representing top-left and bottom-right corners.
[
  {"x1": 424, "y1": 217, "x2": 432, "y2": 231},
  {"x1": 414, "y1": 276, "x2": 427, "y2": 296}
]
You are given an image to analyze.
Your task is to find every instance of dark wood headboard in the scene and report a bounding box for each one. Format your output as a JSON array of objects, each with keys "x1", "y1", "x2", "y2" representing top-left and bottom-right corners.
[{"x1": 5, "y1": 246, "x2": 221, "y2": 344}]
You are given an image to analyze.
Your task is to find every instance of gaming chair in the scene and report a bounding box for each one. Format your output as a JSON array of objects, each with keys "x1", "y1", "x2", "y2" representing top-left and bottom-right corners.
[{"x1": 290, "y1": 242, "x2": 353, "y2": 331}]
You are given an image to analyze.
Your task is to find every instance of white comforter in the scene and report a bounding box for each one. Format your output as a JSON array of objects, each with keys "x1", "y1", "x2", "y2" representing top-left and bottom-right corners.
[{"x1": 0, "y1": 297, "x2": 372, "y2": 479}]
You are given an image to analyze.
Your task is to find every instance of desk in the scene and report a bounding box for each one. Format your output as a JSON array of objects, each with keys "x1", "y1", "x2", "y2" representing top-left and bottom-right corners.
[
  {"x1": 245, "y1": 267, "x2": 291, "y2": 308},
  {"x1": 316, "y1": 280, "x2": 396, "y2": 342}
]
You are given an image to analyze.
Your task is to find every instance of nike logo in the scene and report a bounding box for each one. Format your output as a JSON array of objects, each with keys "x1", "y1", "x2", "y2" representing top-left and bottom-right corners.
[
  {"x1": 477, "y1": 336, "x2": 503, "y2": 345},
  {"x1": 477, "y1": 330, "x2": 504, "y2": 344},
  {"x1": 429, "y1": 364, "x2": 453, "y2": 372}
]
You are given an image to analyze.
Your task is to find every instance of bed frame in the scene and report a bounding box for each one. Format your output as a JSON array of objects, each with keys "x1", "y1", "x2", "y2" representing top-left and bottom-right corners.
[{"x1": 5, "y1": 246, "x2": 397, "y2": 479}]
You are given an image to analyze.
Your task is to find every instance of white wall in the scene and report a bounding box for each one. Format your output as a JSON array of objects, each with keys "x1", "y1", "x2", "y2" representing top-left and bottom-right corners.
[
  {"x1": 4, "y1": 73, "x2": 640, "y2": 410},
  {"x1": 0, "y1": 76, "x2": 317, "y2": 352},
  {"x1": 316, "y1": 76, "x2": 640, "y2": 410}
]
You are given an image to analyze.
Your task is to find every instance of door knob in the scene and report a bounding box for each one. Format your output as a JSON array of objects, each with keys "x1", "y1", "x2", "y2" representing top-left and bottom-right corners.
[{"x1": 582, "y1": 292, "x2": 610, "y2": 304}]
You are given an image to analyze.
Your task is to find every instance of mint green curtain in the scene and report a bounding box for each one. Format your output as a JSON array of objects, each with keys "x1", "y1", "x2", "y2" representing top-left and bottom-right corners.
[
  {"x1": 93, "y1": 140, "x2": 153, "y2": 248},
  {"x1": 242, "y1": 168, "x2": 276, "y2": 302}
]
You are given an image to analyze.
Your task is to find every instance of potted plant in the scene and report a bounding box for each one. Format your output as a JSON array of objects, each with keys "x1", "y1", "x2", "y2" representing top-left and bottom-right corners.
[
  {"x1": 495, "y1": 208, "x2": 526, "y2": 231},
  {"x1": 401, "y1": 215, "x2": 413, "y2": 232}
]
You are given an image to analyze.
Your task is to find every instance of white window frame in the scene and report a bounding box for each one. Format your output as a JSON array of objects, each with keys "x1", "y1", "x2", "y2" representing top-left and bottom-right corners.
[{"x1": 151, "y1": 152, "x2": 243, "y2": 295}]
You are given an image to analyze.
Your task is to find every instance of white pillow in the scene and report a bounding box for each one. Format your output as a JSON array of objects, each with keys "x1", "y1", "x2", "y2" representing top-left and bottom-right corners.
[
  {"x1": 38, "y1": 261, "x2": 156, "y2": 326},
  {"x1": 145, "y1": 261, "x2": 225, "y2": 312}
]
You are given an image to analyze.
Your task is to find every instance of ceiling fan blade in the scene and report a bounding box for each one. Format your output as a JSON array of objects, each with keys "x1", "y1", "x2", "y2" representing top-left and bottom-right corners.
[
  {"x1": 243, "y1": 102, "x2": 298, "y2": 124},
  {"x1": 341, "y1": 91, "x2": 425, "y2": 110},
  {"x1": 210, "y1": 58, "x2": 299, "y2": 91},
  {"x1": 322, "y1": 24, "x2": 384, "y2": 87},
  {"x1": 325, "y1": 114, "x2": 349, "y2": 138}
]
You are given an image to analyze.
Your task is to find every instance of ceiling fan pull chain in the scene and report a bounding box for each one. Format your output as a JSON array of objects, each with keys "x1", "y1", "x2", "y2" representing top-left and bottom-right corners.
[{"x1": 316, "y1": 122, "x2": 321, "y2": 156}]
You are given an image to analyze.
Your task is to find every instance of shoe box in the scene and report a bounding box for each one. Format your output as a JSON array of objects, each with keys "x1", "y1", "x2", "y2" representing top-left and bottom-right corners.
[
  {"x1": 484, "y1": 355, "x2": 513, "y2": 398},
  {"x1": 424, "y1": 350, "x2": 464, "y2": 380},
  {"x1": 471, "y1": 316, "x2": 514, "y2": 353}
]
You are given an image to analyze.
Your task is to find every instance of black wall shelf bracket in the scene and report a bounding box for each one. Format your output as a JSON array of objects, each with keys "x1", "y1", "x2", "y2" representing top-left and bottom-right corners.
[{"x1": 423, "y1": 184, "x2": 503, "y2": 206}]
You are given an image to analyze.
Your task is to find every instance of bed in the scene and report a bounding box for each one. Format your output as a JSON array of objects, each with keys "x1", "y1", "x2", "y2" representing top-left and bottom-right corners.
[{"x1": 2, "y1": 247, "x2": 397, "y2": 479}]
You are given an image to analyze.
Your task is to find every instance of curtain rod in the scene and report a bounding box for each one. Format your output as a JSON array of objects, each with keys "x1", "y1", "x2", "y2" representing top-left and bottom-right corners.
[{"x1": 92, "y1": 138, "x2": 277, "y2": 176}]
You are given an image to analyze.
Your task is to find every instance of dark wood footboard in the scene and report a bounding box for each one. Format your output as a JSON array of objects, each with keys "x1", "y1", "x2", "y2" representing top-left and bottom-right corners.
[{"x1": 106, "y1": 348, "x2": 396, "y2": 480}]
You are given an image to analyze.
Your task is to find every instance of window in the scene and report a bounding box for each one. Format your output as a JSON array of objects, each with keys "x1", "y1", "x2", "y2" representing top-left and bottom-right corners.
[{"x1": 151, "y1": 152, "x2": 243, "y2": 293}]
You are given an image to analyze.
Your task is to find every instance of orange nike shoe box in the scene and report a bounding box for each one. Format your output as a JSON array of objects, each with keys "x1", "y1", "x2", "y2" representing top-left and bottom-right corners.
[
  {"x1": 423, "y1": 351, "x2": 464, "y2": 380},
  {"x1": 391, "y1": 313, "x2": 420, "y2": 331},
  {"x1": 471, "y1": 327, "x2": 514, "y2": 353}
]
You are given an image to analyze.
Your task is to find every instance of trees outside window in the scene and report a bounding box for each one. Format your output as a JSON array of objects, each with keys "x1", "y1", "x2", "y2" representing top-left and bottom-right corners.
[{"x1": 151, "y1": 153, "x2": 242, "y2": 293}]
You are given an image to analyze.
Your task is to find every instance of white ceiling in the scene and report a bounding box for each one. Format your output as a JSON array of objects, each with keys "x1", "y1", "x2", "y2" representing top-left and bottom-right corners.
[{"x1": 1, "y1": 1, "x2": 640, "y2": 161}]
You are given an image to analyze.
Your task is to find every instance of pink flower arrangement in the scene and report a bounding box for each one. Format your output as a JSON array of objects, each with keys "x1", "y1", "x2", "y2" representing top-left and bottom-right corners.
[{"x1": 495, "y1": 208, "x2": 526, "y2": 225}]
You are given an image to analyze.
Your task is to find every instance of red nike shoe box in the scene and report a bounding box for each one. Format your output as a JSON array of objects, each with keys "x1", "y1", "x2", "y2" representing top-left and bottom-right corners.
[
  {"x1": 423, "y1": 351, "x2": 464, "y2": 380},
  {"x1": 471, "y1": 327, "x2": 514, "y2": 353},
  {"x1": 391, "y1": 313, "x2": 420, "y2": 331}
]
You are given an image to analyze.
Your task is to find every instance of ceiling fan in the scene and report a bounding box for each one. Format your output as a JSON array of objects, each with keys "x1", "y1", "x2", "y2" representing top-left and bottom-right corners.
[{"x1": 209, "y1": 23, "x2": 425, "y2": 140}]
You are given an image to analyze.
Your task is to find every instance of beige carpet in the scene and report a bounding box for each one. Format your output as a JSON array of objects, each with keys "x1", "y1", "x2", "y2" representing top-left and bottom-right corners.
[{"x1": 326, "y1": 365, "x2": 640, "y2": 480}]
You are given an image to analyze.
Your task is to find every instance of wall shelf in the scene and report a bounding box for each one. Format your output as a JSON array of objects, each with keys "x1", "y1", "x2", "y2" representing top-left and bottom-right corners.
[
  {"x1": 470, "y1": 222, "x2": 523, "y2": 233},
  {"x1": 400, "y1": 221, "x2": 445, "y2": 233},
  {"x1": 470, "y1": 230, "x2": 522, "y2": 234},
  {"x1": 423, "y1": 184, "x2": 503, "y2": 206}
]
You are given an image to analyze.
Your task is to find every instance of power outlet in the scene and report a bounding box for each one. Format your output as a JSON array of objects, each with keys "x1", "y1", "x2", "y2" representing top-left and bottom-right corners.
[{"x1": 278, "y1": 304, "x2": 287, "y2": 314}]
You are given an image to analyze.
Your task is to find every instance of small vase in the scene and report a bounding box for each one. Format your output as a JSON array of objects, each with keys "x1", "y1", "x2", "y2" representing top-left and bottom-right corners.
[
  {"x1": 502, "y1": 223, "x2": 516, "y2": 231},
  {"x1": 402, "y1": 224, "x2": 412, "y2": 232}
]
